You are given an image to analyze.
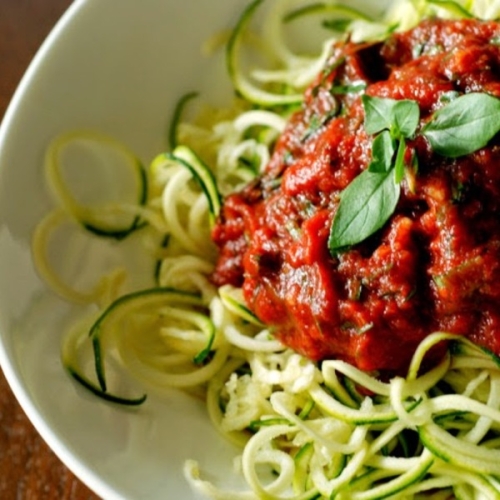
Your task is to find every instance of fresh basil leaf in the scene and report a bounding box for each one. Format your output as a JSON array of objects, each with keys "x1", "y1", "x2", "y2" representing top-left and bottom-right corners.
[
  {"x1": 394, "y1": 138, "x2": 407, "y2": 184},
  {"x1": 393, "y1": 100, "x2": 420, "y2": 138},
  {"x1": 329, "y1": 169, "x2": 400, "y2": 253},
  {"x1": 368, "y1": 130, "x2": 395, "y2": 173},
  {"x1": 363, "y1": 95, "x2": 420, "y2": 138},
  {"x1": 362, "y1": 95, "x2": 397, "y2": 135},
  {"x1": 422, "y1": 93, "x2": 500, "y2": 157}
]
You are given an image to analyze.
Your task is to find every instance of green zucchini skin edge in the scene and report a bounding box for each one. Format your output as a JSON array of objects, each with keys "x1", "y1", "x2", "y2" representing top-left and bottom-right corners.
[
  {"x1": 168, "y1": 91, "x2": 199, "y2": 150},
  {"x1": 89, "y1": 287, "x2": 203, "y2": 392},
  {"x1": 65, "y1": 365, "x2": 147, "y2": 406},
  {"x1": 82, "y1": 157, "x2": 149, "y2": 240},
  {"x1": 226, "y1": 0, "x2": 303, "y2": 107},
  {"x1": 166, "y1": 146, "x2": 222, "y2": 223}
]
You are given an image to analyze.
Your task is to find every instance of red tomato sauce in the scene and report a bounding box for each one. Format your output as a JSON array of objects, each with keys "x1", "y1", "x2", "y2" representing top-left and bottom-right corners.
[{"x1": 211, "y1": 19, "x2": 500, "y2": 375}]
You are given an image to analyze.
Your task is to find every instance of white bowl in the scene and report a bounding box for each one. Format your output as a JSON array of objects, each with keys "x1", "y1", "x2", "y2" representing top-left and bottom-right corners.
[{"x1": 0, "y1": 1, "x2": 249, "y2": 498}]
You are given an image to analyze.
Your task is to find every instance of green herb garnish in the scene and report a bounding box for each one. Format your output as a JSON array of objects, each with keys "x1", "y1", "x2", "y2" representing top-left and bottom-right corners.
[
  {"x1": 328, "y1": 92, "x2": 500, "y2": 255},
  {"x1": 422, "y1": 92, "x2": 500, "y2": 157},
  {"x1": 330, "y1": 81, "x2": 367, "y2": 95},
  {"x1": 328, "y1": 168, "x2": 401, "y2": 252},
  {"x1": 328, "y1": 95, "x2": 419, "y2": 252}
]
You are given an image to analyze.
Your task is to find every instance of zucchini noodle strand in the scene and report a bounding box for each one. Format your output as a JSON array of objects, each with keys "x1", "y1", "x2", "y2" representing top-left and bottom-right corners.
[{"x1": 31, "y1": 1, "x2": 500, "y2": 498}]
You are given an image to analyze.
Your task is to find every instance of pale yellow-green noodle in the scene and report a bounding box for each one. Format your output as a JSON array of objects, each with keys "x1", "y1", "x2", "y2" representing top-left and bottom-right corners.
[{"x1": 32, "y1": 0, "x2": 500, "y2": 498}]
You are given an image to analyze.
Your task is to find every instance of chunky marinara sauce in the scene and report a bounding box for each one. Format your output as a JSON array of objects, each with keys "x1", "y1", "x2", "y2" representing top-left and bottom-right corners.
[{"x1": 212, "y1": 19, "x2": 500, "y2": 375}]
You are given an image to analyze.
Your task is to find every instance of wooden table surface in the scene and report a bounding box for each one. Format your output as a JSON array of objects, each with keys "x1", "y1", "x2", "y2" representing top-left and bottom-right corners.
[{"x1": 0, "y1": 1, "x2": 100, "y2": 498}]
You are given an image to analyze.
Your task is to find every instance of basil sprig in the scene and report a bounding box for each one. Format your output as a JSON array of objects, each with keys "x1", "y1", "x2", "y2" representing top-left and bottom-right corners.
[
  {"x1": 328, "y1": 95, "x2": 419, "y2": 252},
  {"x1": 328, "y1": 92, "x2": 500, "y2": 255},
  {"x1": 422, "y1": 93, "x2": 500, "y2": 157}
]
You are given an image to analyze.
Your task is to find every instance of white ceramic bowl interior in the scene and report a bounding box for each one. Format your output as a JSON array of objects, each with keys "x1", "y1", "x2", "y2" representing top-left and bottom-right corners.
[{"x1": 0, "y1": 1, "x2": 249, "y2": 498}]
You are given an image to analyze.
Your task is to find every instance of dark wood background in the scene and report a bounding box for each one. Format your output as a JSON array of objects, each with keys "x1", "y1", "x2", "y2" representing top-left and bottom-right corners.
[{"x1": 0, "y1": 1, "x2": 100, "y2": 498}]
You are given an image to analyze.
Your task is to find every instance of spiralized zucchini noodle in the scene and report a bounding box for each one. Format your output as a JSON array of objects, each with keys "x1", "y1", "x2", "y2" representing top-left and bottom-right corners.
[{"x1": 32, "y1": 0, "x2": 500, "y2": 498}]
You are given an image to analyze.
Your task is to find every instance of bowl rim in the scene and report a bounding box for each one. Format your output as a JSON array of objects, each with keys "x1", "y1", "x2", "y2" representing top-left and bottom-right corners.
[{"x1": 0, "y1": 1, "x2": 125, "y2": 497}]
